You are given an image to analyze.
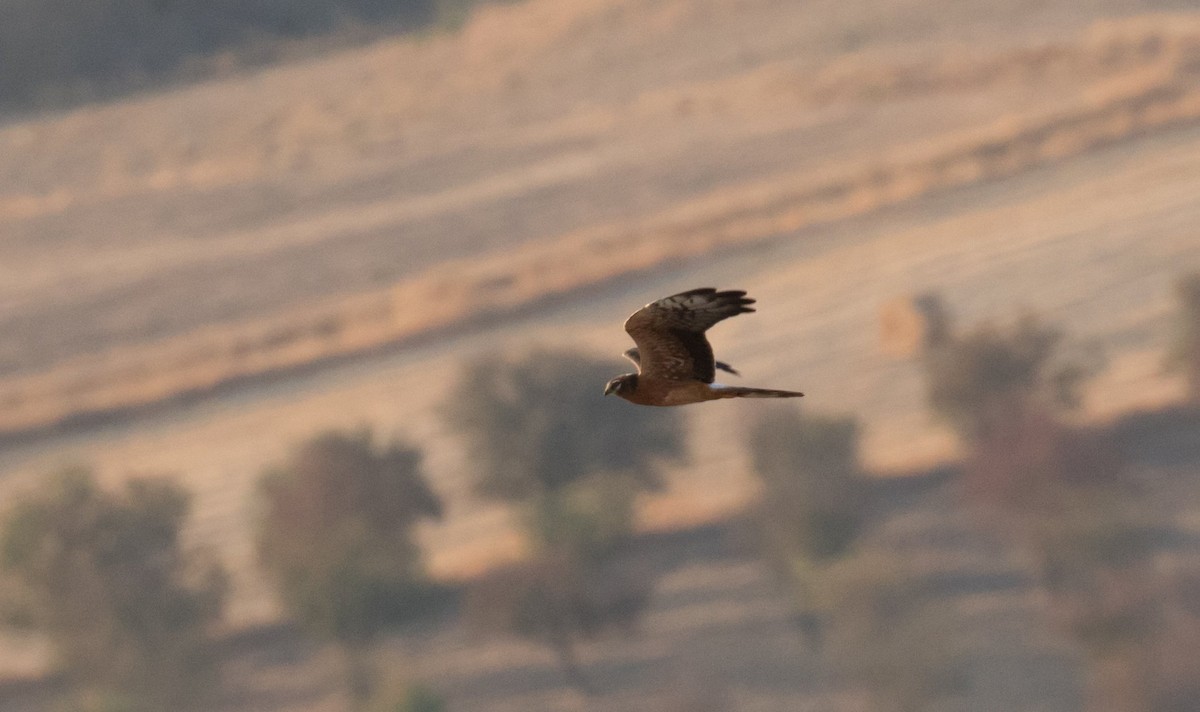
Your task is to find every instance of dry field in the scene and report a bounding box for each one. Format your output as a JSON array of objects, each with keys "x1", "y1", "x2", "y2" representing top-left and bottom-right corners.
[
  {"x1": 3, "y1": 3, "x2": 1200, "y2": 435},
  {"x1": 2, "y1": 0, "x2": 1200, "y2": 707}
]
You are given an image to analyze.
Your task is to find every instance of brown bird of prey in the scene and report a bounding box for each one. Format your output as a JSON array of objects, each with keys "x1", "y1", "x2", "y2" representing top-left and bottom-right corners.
[
  {"x1": 604, "y1": 288, "x2": 805, "y2": 406},
  {"x1": 623, "y1": 347, "x2": 740, "y2": 377}
]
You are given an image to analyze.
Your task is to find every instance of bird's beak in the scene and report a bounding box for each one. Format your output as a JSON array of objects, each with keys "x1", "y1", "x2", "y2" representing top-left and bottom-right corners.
[{"x1": 604, "y1": 382, "x2": 616, "y2": 396}]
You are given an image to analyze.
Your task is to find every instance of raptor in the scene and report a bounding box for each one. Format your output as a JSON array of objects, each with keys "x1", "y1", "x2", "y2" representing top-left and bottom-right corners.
[{"x1": 604, "y1": 288, "x2": 805, "y2": 406}]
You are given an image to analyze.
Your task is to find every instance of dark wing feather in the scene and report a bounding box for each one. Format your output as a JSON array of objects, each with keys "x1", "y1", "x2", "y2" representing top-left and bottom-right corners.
[
  {"x1": 624, "y1": 346, "x2": 740, "y2": 376},
  {"x1": 623, "y1": 288, "x2": 755, "y2": 383},
  {"x1": 622, "y1": 347, "x2": 641, "y2": 368}
]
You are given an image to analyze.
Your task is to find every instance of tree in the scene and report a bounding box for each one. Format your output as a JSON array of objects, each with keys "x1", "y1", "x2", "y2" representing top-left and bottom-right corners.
[
  {"x1": 1, "y1": 467, "x2": 225, "y2": 712},
  {"x1": 1165, "y1": 271, "x2": 1200, "y2": 403},
  {"x1": 962, "y1": 410, "x2": 1124, "y2": 511},
  {"x1": 919, "y1": 306, "x2": 1198, "y2": 710},
  {"x1": 256, "y1": 429, "x2": 445, "y2": 705},
  {"x1": 444, "y1": 350, "x2": 683, "y2": 691},
  {"x1": 924, "y1": 312, "x2": 1089, "y2": 442},
  {"x1": 442, "y1": 350, "x2": 683, "y2": 502},
  {"x1": 748, "y1": 408, "x2": 866, "y2": 562},
  {"x1": 746, "y1": 407, "x2": 867, "y2": 646},
  {"x1": 916, "y1": 305, "x2": 1113, "y2": 514},
  {"x1": 464, "y1": 552, "x2": 652, "y2": 694}
]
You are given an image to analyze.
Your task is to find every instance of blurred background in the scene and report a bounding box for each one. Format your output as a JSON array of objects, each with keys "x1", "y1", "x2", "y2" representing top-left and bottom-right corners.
[{"x1": 1, "y1": 0, "x2": 1200, "y2": 710}]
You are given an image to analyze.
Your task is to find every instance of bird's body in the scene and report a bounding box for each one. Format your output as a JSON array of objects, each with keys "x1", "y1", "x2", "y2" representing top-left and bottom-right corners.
[
  {"x1": 605, "y1": 288, "x2": 804, "y2": 406},
  {"x1": 623, "y1": 347, "x2": 740, "y2": 376}
]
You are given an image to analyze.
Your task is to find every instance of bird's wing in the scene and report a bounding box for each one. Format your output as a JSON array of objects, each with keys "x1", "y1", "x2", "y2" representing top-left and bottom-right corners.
[
  {"x1": 714, "y1": 359, "x2": 740, "y2": 377},
  {"x1": 626, "y1": 345, "x2": 740, "y2": 376},
  {"x1": 623, "y1": 288, "x2": 754, "y2": 383}
]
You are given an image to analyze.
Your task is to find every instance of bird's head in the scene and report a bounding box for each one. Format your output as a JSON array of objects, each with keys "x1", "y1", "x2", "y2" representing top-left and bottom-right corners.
[{"x1": 604, "y1": 373, "x2": 638, "y2": 397}]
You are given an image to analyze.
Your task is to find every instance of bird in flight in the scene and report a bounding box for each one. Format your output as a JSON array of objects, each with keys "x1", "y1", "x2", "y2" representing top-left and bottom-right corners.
[
  {"x1": 604, "y1": 288, "x2": 805, "y2": 406},
  {"x1": 622, "y1": 346, "x2": 740, "y2": 377}
]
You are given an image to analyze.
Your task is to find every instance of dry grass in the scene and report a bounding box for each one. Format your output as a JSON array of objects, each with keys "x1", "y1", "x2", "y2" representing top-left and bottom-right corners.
[
  {"x1": 2, "y1": 16, "x2": 1200, "y2": 437},
  {"x1": 3, "y1": 2, "x2": 1200, "y2": 703}
]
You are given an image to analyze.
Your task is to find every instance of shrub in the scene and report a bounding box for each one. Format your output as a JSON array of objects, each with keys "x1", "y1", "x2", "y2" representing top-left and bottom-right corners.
[
  {"x1": 445, "y1": 350, "x2": 677, "y2": 691},
  {"x1": 257, "y1": 429, "x2": 445, "y2": 705},
  {"x1": 963, "y1": 408, "x2": 1125, "y2": 512},
  {"x1": 1, "y1": 468, "x2": 225, "y2": 711},
  {"x1": 464, "y1": 550, "x2": 652, "y2": 693},
  {"x1": 748, "y1": 408, "x2": 866, "y2": 563},
  {"x1": 743, "y1": 407, "x2": 868, "y2": 654},
  {"x1": 924, "y1": 312, "x2": 1089, "y2": 441}
]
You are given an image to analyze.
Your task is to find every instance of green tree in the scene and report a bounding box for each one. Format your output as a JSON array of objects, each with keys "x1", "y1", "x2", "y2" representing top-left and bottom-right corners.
[
  {"x1": 1, "y1": 467, "x2": 225, "y2": 712},
  {"x1": 917, "y1": 305, "x2": 1111, "y2": 513},
  {"x1": 920, "y1": 307, "x2": 1194, "y2": 710},
  {"x1": 256, "y1": 429, "x2": 445, "y2": 705},
  {"x1": 464, "y1": 552, "x2": 652, "y2": 694},
  {"x1": 443, "y1": 350, "x2": 682, "y2": 502},
  {"x1": 924, "y1": 312, "x2": 1089, "y2": 441},
  {"x1": 749, "y1": 409, "x2": 866, "y2": 563},
  {"x1": 746, "y1": 407, "x2": 867, "y2": 646},
  {"x1": 444, "y1": 350, "x2": 682, "y2": 691}
]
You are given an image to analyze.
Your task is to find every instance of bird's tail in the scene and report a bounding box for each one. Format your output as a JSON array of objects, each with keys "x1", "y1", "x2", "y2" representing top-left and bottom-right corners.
[{"x1": 712, "y1": 385, "x2": 804, "y2": 399}]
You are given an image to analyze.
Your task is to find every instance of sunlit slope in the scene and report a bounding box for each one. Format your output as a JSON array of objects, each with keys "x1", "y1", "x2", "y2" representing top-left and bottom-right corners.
[
  {"x1": 1, "y1": 10, "x2": 1199, "y2": 435},
  {"x1": 1, "y1": 0, "x2": 1199, "y2": 684},
  {"x1": 1, "y1": 114, "x2": 1195, "y2": 636}
]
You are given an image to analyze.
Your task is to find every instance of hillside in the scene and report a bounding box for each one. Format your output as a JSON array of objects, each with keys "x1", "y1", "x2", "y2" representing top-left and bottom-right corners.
[
  {"x1": 2, "y1": 0, "x2": 1200, "y2": 705},
  {"x1": 2, "y1": 3, "x2": 1199, "y2": 435}
]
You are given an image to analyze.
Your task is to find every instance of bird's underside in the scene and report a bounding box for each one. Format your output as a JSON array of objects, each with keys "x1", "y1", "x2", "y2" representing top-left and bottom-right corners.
[
  {"x1": 619, "y1": 379, "x2": 807, "y2": 407},
  {"x1": 605, "y1": 288, "x2": 804, "y2": 406}
]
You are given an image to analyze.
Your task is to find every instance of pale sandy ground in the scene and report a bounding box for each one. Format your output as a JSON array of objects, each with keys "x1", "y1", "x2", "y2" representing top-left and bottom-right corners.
[{"x1": 1, "y1": 0, "x2": 1200, "y2": 707}]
